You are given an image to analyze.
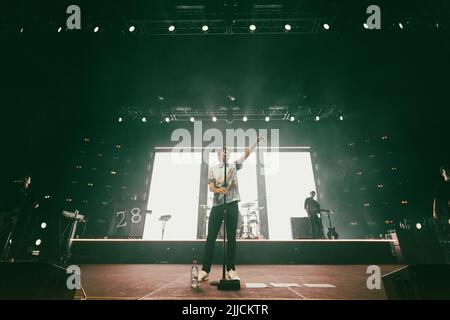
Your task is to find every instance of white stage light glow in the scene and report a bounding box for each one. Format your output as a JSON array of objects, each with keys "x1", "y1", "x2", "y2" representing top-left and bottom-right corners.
[
  {"x1": 264, "y1": 152, "x2": 316, "y2": 240},
  {"x1": 143, "y1": 152, "x2": 202, "y2": 240}
]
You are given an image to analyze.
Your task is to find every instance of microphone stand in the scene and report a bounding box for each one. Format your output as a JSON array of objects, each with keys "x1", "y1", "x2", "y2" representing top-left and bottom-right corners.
[{"x1": 218, "y1": 147, "x2": 240, "y2": 291}]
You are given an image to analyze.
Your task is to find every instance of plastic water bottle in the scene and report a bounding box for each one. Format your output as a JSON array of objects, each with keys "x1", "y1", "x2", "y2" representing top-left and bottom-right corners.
[{"x1": 191, "y1": 266, "x2": 199, "y2": 288}]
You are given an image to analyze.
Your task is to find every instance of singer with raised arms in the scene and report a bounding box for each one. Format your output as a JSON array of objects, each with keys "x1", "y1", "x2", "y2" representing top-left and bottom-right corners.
[{"x1": 198, "y1": 136, "x2": 263, "y2": 282}]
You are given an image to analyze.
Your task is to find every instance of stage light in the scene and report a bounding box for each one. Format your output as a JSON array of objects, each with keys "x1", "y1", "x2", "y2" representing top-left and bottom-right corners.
[
  {"x1": 41, "y1": 222, "x2": 47, "y2": 229},
  {"x1": 165, "y1": 117, "x2": 170, "y2": 123},
  {"x1": 118, "y1": 117, "x2": 123, "y2": 123},
  {"x1": 339, "y1": 115, "x2": 344, "y2": 121},
  {"x1": 168, "y1": 25, "x2": 176, "y2": 32},
  {"x1": 190, "y1": 117, "x2": 195, "y2": 122},
  {"x1": 142, "y1": 117, "x2": 147, "y2": 123},
  {"x1": 265, "y1": 116, "x2": 270, "y2": 122},
  {"x1": 398, "y1": 22, "x2": 404, "y2": 29},
  {"x1": 212, "y1": 116, "x2": 217, "y2": 122},
  {"x1": 57, "y1": 26, "x2": 62, "y2": 33},
  {"x1": 20, "y1": 28, "x2": 24, "y2": 33},
  {"x1": 416, "y1": 223, "x2": 422, "y2": 230},
  {"x1": 284, "y1": 24, "x2": 292, "y2": 31},
  {"x1": 315, "y1": 116, "x2": 320, "y2": 121},
  {"x1": 35, "y1": 239, "x2": 42, "y2": 246},
  {"x1": 202, "y1": 25, "x2": 209, "y2": 32},
  {"x1": 249, "y1": 24, "x2": 256, "y2": 32},
  {"x1": 227, "y1": 95, "x2": 236, "y2": 101},
  {"x1": 323, "y1": 23, "x2": 330, "y2": 30},
  {"x1": 289, "y1": 116, "x2": 295, "y2": 122},
  {"x1": 363, "y1": 23, "x2": 369, "y2": 29},
  {"x1": 94, "y1": 26, "x2": 99, "y2": 33},
  {"x1": 129, "y1": 25, "x2": 135, "y2": 32},
  {"x1": 243, "y1": 116, "x2": 248, "y2": 122}
]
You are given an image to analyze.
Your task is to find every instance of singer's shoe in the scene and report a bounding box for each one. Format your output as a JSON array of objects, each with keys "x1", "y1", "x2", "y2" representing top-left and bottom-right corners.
[
  {"x1": 198, "y1": 270, "x2": 209, "y2": 282},
  {"x1": 227, "y1": 269, "x2": 240, "y2": 281}
]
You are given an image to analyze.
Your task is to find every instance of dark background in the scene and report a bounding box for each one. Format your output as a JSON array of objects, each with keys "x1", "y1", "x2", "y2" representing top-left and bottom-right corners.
[{"x1": 1, "y1": 0, "x2": 449, "y2": 238}]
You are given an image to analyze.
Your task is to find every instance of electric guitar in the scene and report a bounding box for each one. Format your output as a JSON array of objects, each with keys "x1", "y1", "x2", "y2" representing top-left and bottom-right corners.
[
  {"x1": 324, "y1": 210, "x2": 339, "y2": 240},
  {"x1": 307, "y1": 208, "x2": 339, "y2": 239}
]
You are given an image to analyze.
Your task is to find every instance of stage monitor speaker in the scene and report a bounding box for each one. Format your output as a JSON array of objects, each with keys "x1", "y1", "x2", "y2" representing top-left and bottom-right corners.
[
  {"x1": 291, "y1": 217, "x2": 312, "y2": 239},
  {"x1": 395, "y1": 230, "x2": 446, "y2": 264},
  {"x1": 0, "y1": 262, "x2": 76, "y2": 299},
  {"x1": 382, "y1": 265, "x2": 450, "y2": 299}
]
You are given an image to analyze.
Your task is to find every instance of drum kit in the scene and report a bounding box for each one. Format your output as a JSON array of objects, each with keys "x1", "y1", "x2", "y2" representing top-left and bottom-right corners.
[
  {"x1": 201, "y1": 200, "x2": 264, "y2": 240},
  {"x1": 238, "y1": 201, "x2": 263, "y2": 240}
]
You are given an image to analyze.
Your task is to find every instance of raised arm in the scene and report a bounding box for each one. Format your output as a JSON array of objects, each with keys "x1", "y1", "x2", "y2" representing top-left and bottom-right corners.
[
  {"x1": 433, "y1": 198, "x2": 438, "y2": 219},
  {"x1": 236, "y1": 136, "x2": 264, "y2": 164}
]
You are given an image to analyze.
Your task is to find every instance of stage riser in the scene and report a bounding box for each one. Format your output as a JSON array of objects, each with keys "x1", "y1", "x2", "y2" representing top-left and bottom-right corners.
[{"x1": 70, "y1": 241, "x2": 398, "y2": 264}]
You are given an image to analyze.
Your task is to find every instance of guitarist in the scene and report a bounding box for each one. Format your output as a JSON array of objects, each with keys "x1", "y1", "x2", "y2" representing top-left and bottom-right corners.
[{"x1": 304, "y1": 191, "x2": 325, "y2": 239}]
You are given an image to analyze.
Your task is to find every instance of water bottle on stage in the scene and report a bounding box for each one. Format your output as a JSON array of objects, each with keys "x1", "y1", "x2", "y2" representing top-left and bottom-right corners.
[{"x1": 191, "y1": 265, "x2": 199, "y2": 288}]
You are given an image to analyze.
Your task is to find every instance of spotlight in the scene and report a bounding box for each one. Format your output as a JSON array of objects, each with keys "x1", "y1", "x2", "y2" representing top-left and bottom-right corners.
[
  {"x1": 190, "y1": 117, "x2": 195, "y2": 122},
  {"x1": 165, "y1": 117, "x2": 170, "y2": 123},
  {"x1": 249, "y1": 24, "x2": 256, "y2": 32},
  {"x1": 284, "y1": 24, "x2": 292, "y2": 31},
  {"x1": 35, "y1": 239, "x2": 42, "y2": 246},
  {"x1": 212, "y1": 116, "x2": 217, "y2": 122},
  {"x1": 265, "y1": 116, "x2": 270, "y2": 122},
  {"x1": 168, "y1": 25, "x2": 176, "y2": 32},
  {"x1": 94, "y1": 26, "x2": 99, "y2": 33},
  {"x1": 243, "y1": 116, "x2": 248, "y2": 122},
  {"x1": 142, "y1": 117, "x2": 147, "y2": 123},
  {"x1": 416, "y1": 223, "x2": 422, "y2": 230},
  {"x1": 41, "y1": 222, "x2": 47, "y2": 229},
  {"x1": 57, "y1": 26, "x2": 62, "y2": 33},
  {"x1": 227, "y1": 95, "x2": 236, "y2": 102},
  {"x1": 339, "y1": 115, "x2": 344, "y2": 121},
  {"x1": 323, "y1": 23, "x2": 330, "y2": 30},
  {"x1": 398, "y1": 22, "x2": 404, "y2": 29},
  {"x1": 363, "y1": 23, "x2": 369, "y2": 29},
  {"x1": 315, "y1": 116, "x2": 320, "y2": 121},
  {"x1": 202, "y1": 25, "x2": 209, "y2": 32},
  {"x1": 20, "y1": 27, "x2": 24, "y2": 33},
  {"x1": 289, "y1": 116, "x2": 295, "y2": 122},
  {"x1": 118, "y1": 117, "x2": 123, "y2": 123},
  {"x1": 129, "y1": 25, "x2": 135, "y2": 32}
]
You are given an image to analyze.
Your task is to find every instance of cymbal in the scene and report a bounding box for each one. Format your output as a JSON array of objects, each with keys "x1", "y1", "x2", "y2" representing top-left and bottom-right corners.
[
  {"x1": 241, "y1": 202, "x2": 255, "y2": 209},
  {"x1": 159, "y1": 215, "x2": 172, "y2": 221}
]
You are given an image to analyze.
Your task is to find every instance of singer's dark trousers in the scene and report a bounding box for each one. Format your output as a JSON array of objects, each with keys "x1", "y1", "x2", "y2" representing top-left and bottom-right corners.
[{"x1": 202, "y1": 201, "x2": 239, "y2": 273}]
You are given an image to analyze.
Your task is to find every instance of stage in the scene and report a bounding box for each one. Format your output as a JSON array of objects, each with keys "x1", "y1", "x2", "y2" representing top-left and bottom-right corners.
[
  {"x1": 73, "y1": 264, "x2": 403, "y2": 300},
  {"x1": 70, "y1": 239, "x2": 399, "y2": 265}
]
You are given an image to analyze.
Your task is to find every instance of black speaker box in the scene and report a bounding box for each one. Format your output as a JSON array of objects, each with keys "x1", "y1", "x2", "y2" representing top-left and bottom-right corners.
[
  {"x1": 291, "y1": 217, "x2": 313, "y2": 239},
  {"x1": 395, "y1": 230, "x2": 446, "y2": 264},
  {"x1": 382, "y1": 265, "x2": 450, "y2": 299},
  {"x1": 0, "y1": 262, "x2": 76, "y2": 299}
]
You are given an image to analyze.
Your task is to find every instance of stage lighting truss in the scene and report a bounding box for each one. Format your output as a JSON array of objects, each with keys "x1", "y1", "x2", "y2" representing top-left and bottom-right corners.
[
  {"x1": 117, "y1": 105, "x2": 345, "y2": 124},
  {"x1": 1, "y1": 1, "x2": 448, "y2": 36},
  {"x1": 128, "y1": 17, "x2": 333, "y2": 35}
]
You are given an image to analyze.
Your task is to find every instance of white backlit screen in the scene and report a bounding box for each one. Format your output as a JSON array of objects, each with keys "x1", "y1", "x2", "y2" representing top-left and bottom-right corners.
[
  {"x1": 144, "y1": 150, "x2": 316, "y2": 241},
  {"x1": 143, "y1": 152, "x2": 201, "y2": 240},
  {"x1": 263, "y1": 152, "x2": 316, "y2": 240}
]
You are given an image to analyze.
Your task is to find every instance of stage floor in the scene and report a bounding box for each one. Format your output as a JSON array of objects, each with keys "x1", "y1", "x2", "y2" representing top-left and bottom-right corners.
[{"x1": 74, "y1": 264, "x2": 403, "y2": 300}]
